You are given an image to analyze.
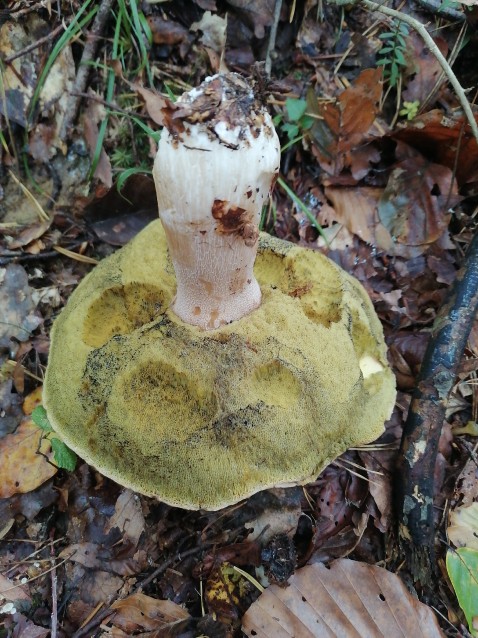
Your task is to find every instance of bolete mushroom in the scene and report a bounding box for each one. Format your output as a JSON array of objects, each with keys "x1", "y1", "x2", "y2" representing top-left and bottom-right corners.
[{"x1": 43, "y1": 73, "x2": 396, "y2": 510}]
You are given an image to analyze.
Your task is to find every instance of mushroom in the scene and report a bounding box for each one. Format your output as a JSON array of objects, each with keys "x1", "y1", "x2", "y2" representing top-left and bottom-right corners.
[
  {"x1": 43, "y1": 73, "x2": 396, "y2": 511},
  {"x1": 154, "y1": 73, "x2": 281, "y2": 330}
]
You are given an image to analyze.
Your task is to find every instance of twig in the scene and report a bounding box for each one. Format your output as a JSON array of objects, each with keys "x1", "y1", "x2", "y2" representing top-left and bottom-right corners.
[
  {"x1": 416, "y1": 0, "x2": 465, "y2": 22},
  {"x1": 60, "y1": 0, "x2": 115, "y2": 140},
  {"x1": 71, "y1": 544, "x2": 210, "y2": 638},
  {"x1": 395, "y1": 232, "x2": 478, "y2": 584},
  {"x1": 50, "y1": 533, "x2": 58, "y2": 638},
  {"x1": 0, "y1": 242, "x2": 89, "y2": 267},
  {"x1": 265, "y1": 0, "x2": 283, "y2": 76},
  {"x1": 362, "y1": 0, "x2": 478, "y2": 145},
  {"x1": 70, "y1": 91, "x2": 149, "y2": 119},
  {"x1": 3, "y1": 24, "x2": 65, "y2": 63}
]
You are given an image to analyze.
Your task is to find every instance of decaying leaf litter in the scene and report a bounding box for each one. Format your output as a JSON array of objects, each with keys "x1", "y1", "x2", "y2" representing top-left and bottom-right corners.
[{"x1": 1, "y1": 0, "x2": 478, "y2": 636}]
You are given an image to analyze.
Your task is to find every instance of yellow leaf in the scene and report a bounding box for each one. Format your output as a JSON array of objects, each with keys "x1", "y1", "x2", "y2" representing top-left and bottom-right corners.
[
  {"x1": 0, "y1": 419, "x2": 57, "y2": 498},
  {"x1": 22, "y1": 386, "x2": 43, "y2": 415}
]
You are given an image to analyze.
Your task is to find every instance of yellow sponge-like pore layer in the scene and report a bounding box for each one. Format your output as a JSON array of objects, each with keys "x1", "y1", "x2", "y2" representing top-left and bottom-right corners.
[{"x1": 43, "y1": 221, "x2": 396, "y2": 510}]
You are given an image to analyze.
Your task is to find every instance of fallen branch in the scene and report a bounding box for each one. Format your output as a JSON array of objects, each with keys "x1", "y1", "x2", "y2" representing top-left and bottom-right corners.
[{"x1": 395, "y1": 232, "x2": 478, "y2": 583}]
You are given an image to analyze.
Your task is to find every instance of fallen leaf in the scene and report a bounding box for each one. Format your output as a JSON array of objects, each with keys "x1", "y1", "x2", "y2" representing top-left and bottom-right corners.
[
  {"x1": 242, "y1": 558, "x2": 444, "y2": 637},
  {"x1": 0, "y1": 265, "x2": 43, "y2": 349},
  {"x1": 147, "y1": 15, "x2": 189, "y2": 46},
  {"x1": 378, "y1": 156, "x2": 459, "y2": 246},
  {"x1": 134, "y1": 84, "x2": 182, "y2": 132},
  {"x1": 105, "y1": 489, "x2": 145, "y2": 549},
  {"x1": 7, "y1": 219, "x2": 52, "y2": 250},
  {"x1": 109, "y1": 592, "x2": 190, "y2": 633},
  {"x1": 448, "y1": 503, "x2": 478, "y2": 550},
  {"x1": 0, "y1": 480, "x2": 58, "y2": 522},
  {"x1": 393, "y1": 110, "x2": 478, "y2": 186},
  {"x1": 206, "y1": 562, "x2": 255, "y2": 624},
  {"x1": 402, "y1": 32, "x2": 448, "y2": 105},
  {"x1": 447, "y1": 548, "x2": 478, "y2": 637},
  {"x1": 0, "y1": 574, "x2": 31, "y2": 603},
  {"x1": 3, "y1": 613, "x2": 49, "y2": 638},
  {"x1": 310, "y1": 68, "x2": 383, "y2": 176},
  {"x1": 225, "y1": 0, "x2": 276, "y2": 38},
  {"x1": 191, "y1": 11, "x2": 227, "y2": 53},
  {"x1": 0, "y1": 419, "x2": 56, "y2": 498},
  {"x1": 22, "y1": 387, "x2": 43, "y2": 416},
  {"x1": 323, "y1": 186, "x2": 391, "y2": 250}
]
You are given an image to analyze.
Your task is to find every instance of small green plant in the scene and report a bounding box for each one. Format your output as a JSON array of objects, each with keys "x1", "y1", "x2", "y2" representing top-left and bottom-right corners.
[
  {"x1": 399, "y1": 100, "x2": 420, "y2": 120},
  {"x1": 447, "y1": 548, "x2": 478, "y2": 637},
  {"x1": 89, "y1": 0, "x2": 154, "y2": 179},
  {"x1": 274, "y1": 98, "x2": 314, "y2": 151},
  {"x1": 32, "y1": 406, "x2": 77, "y2": 471},
  {"x1": 376, "y1": 20, "x2": 410, "y2": 87}
]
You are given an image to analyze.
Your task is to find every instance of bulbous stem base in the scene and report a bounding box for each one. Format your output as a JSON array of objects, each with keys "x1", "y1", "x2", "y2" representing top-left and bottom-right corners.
[{"x1": 163, "y1": 224, "x2": 261, "y2": 330}]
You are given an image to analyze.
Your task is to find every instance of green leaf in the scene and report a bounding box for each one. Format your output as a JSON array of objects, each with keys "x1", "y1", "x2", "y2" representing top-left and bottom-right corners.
[
  {"x1": 50, "y1": 438, "x2": 77, "y2": 471},
  {"x1": 378, "y1": 32, "x2": 394, "y2": 40},
  {"x1": 283, "y1": 122, "x2": 300, "y2": 140},
  {"x1": 301, "y1": 115, "x2": 314, "y2": 130},
  {"x1": 396, "y1": 35, "x2": 407, "y2": 47},
  {"x1": 395, "y1": 49, "x2": 407, "y2": 66},
  {"x1": 447, "y1": 548, "x2": 478, "y2": 636},
  {"x1": 286, "y1": 98, "x2": 307, "y2": 122},
  {"x1": 32, "y1": 406, "x2": 54, "y2": 433}
]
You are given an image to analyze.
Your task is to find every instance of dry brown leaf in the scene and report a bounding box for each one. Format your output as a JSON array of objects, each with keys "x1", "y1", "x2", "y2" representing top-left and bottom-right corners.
[
  {"x1": 191, "y1": 11, "x2": 227, "y2": 54},
  {"x1": 109, "y1": 592, "x2": 190, "y2": 633},
  {"x1": 393, "y1": 110, "x2": 478, "y2": 186},
  {"x1": 104, "y1": 489, "x2": 145, "y2": 549},
  {"x1": 323, "y1": 186, "x2": 386, "y2": 247},
  {"x1": 242, "y1": 558, "x2": 444, "y2": 637},
  {"x1": 402, "y1": 33, "x2": 448, "y2": 105},
  {"x1": 147, "y1": 15, "x2": 189, "y2": 46},
  {"x1": 378, "y1": 157, "x2": 459, "y2": 246},
  {"x1": 0, "y1": 419, "x2": 56, "y2": 498},
  {"x1": 225, "y1": 0, "x2": 276, "y2": 38},
  {"x1": 0, "y1": 573, "x2": 32, "y2": 603},
  {"x1": 310, "y1": 68, "x2": 383, "y2": 176},
  {"x1": 133, "y1": 84, "x2": 182, "y2": 134}
]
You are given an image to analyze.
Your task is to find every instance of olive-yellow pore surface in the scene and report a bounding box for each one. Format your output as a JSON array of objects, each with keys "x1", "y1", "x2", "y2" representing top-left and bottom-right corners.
[{"x1": 44, "y1": 220, "x2": 396, "y2": 510}]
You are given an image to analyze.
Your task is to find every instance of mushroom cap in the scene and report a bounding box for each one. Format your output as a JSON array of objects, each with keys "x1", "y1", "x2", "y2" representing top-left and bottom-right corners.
[{"x1": 43, "y1": 220, "x2": 396, "y2": 510}]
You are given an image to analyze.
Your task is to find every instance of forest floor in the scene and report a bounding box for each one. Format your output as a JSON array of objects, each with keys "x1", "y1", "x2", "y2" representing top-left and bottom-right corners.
[{"x1": 1, "y1": 0, "x2": 478, "y2": 636}]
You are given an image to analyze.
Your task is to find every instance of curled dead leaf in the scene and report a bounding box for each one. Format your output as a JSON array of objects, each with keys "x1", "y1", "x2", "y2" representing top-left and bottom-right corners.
[{"x1": 109, "y1": 592, "x2": 190, "y2": 634}]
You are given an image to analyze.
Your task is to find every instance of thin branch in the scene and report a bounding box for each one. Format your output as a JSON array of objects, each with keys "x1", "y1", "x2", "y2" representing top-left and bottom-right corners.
[
  {"x1": 265, "y1": 0, "x2": 283, "y2": 76},
  {"x1": 71, "y1": 544, "x2": 212, "y2": 638},
  {"x1": 362, "y1": 0, "x2": 478, "y2": 145},
  {"x1": 395, "y1": 232, "x2": 478, "y2": 583},
  {"x1": 3, "y1": 24, "x2": 65, "y2": 63},
  {"x1": 50, "y1": 535, "x2": 58, "y2": 638},
  {"x1": 60, "y1": 0, "x2": 116, "y2": 140}
]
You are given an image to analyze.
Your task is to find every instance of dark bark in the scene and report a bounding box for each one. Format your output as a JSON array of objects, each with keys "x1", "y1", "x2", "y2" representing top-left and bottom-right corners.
[{"x1": 395, "y1": 231, "x2": 478, "y2": 583}]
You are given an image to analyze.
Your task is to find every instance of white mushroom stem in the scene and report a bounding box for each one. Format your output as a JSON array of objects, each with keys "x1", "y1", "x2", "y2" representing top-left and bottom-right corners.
[{"x1": 153, "y1": 73, "x2": 281, "y2": 330}]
